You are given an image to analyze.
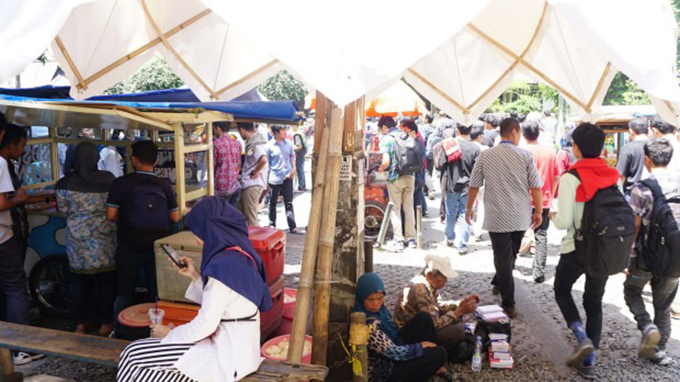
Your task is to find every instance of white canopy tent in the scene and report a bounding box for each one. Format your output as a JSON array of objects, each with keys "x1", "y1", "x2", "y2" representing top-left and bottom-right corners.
[
  {"x1": 0, "y1": 0, "x2": 679, "y2": 124},
  {"x1": 50, "y1": 0, "x2": 284, "y2": 102}
]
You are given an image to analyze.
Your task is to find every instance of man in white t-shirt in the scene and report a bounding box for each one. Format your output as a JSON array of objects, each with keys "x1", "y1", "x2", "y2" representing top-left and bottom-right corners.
[{"x1": 0, "y1": 114, "x2": 34, "y2": 364}]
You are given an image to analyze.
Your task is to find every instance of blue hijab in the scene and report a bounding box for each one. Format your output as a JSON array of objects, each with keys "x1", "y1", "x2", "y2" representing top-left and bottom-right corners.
[
  {"x1": 185, "y1": 196, "x2": 273, "y2": 312},
  {"x1": 354, "y1": 273, "x2": 401, "y2": 343}
]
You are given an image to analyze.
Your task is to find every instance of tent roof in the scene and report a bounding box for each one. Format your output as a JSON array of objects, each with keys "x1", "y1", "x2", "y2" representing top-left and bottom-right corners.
[
  {"x1": 0, "y1": 86, "x2": 300, "y2": 122},
  {"x1": 1, "y1": 0, "x2": 679, "y2": 125}
]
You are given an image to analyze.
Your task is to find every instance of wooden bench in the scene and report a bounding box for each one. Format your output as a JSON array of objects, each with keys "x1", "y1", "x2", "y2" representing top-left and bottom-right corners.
[{"x1": 0, "y1": 322, "x2": 327, "y2": 382}]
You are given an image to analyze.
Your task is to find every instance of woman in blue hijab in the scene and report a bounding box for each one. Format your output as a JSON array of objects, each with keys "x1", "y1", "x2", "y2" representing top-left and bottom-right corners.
[
  {"x1": 118, "y1": 197, "x2": 272, "y2": 382},
  {"x1": 355, "y1": 273, "x2": 448, "y2": 382}
]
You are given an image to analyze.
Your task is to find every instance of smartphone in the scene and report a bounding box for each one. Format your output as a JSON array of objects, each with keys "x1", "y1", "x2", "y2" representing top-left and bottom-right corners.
[{"x1": 161, "y1": 244, "x2": 187, "y2": 268}]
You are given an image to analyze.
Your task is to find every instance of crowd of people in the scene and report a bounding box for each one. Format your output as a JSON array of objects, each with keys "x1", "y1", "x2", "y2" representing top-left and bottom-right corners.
[{"x1": 368, "y1": 111, "x2": 680, "y2": 380}]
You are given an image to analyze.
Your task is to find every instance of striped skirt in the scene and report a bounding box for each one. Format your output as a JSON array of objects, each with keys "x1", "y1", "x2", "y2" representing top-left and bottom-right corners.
[{"x1": 117, "y1": 338, "x2": 196, "y2": 382}]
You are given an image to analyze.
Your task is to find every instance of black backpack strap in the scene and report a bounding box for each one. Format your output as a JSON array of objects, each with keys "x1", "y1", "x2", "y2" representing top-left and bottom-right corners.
[
  {"x1": 567, "y1": 168, "x2": 581, "y2": 181},
  {"x1": 639, "y1": 178, "x2": 666, "y2": 203}
]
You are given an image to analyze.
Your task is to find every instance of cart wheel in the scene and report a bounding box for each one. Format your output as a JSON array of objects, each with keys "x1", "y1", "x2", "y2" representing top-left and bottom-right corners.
[
  {"x1": 365, "y1": 201, "x2": 388, "y2": 240},
  {"x1": 29, "y1": 256, "x2": 71, "y2": 317}
]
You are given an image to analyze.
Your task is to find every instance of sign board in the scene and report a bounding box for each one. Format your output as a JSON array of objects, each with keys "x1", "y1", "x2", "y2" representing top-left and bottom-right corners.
[{"x1": 340, "y1": 155, "x2": 352, "y2": 181}]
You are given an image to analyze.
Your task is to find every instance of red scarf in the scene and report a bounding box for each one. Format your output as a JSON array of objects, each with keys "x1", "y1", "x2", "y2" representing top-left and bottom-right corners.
[{"x1": 568, "y1": 158, "x2": 620, "y2": 202}]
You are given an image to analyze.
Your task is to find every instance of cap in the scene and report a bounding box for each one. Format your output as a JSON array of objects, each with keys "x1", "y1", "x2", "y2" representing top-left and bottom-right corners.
[{"x1": 424, "y1": 253, "x2": 458, "y2": 279}]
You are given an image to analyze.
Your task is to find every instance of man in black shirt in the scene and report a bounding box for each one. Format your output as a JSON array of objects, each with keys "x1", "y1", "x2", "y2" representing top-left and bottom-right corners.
[
  {"x1": 617, "y1": 118, "x2": 649, "y2": 197},
  {"x1": 106, "y1": 141, "x2": 180, "y2": 332}
]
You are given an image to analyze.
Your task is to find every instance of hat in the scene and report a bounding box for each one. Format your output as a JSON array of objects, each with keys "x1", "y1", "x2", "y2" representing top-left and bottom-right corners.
[{"x1": 424, "y1": 253, "x2": 458, "y2": 279}]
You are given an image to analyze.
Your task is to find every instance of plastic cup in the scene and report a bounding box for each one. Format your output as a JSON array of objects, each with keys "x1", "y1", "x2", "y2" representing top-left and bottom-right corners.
[{"x1": 148, "y1": 308, "x2": 165, "y2": 325}]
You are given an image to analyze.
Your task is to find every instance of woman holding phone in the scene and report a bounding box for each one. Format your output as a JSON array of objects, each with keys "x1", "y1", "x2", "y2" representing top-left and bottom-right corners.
[{"x1": 117, "y1": 197, "x2": 272, "y2": 382}]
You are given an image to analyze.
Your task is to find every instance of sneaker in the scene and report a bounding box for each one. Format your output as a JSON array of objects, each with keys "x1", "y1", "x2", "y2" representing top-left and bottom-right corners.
[
  {"x1": 566, "y1": 338, "x2": 594, "y2": 367},
  {"x1": 423, "y1": 211, "x2": 429, "y2": 217},
  {"x1": 428, "y1": 191, "x2": 436, "y2": 200},
  {"x1": 407, "y1": 239, "x2": 417, "y2": 249},
  {"x1": 534, "y1": 276, "x2": 545, "y2": 284},
  {"x1": 445, "y1": 239, "x2": 454, "y2": 247},
  {"x1": 13, "y1": 352, "x2": 44, "y2": 366},
  {"x1": 388, "y1": 240, "x2": 405, "y2": 251},
  {"x1": 289, "y1": 228, "x2": 303, "y2": 235},
  {"x1": 638, "y1": 324, "x2": 661, "y2": 359},
  {"x1": 474, "y1": 234, "x2": 484, "y2": 242},
  {"x1": 492, "y1": 285, "x2": 500, "y2": 295},
  {"x1": 458, "y1": 247, "x2": 468, "y2": 255},
  {"x1": 653, "y1": 351, "x2": 674, "y2": 366},
  {"x1": 571, "y1": 363, "x2": 597, "y2": 380}
]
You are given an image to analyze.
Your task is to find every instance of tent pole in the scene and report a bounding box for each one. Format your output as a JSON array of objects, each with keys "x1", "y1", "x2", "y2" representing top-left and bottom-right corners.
[
  {"x1": 213, "y1": 60, "x2": 279, "y2": 98},
  {"x1": 287, "y1": 90, "x2": 332, "y2": 364},
  {"x1": 54, "y1": 36, "x2": 88, "y2": 91},
  {"x1": 140, "y1": 0, "x2": 218, "y2": 99},
  {"x1": 586, "y1": 62, "x2": 612, "y2": 112},
  {"x1": 74, "y1": 9, "x2": 212, "y2": 91},
  {"x1": 406, "y1": 69, "x2": 469, "y2": 114},
  {"x1": 311, "y1": 105, "x2": 345, "y2": 366}
]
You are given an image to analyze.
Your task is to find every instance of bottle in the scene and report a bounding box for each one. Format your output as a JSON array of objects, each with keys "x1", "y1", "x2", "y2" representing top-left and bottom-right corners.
[{"x1": 471, "y1": 336, "x2": 482, "y2": 372}]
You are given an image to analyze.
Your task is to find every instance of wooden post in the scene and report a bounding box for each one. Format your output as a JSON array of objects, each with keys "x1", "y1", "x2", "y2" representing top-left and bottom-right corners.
[
  {"x1": 350, "y1": 312, "x2": 368, "y2": 382},
  {"x1": 325, "y1": 98, "x2": 366, "y2": 380},
  {"x1": 0, "y1": 348, "x2": 21, "y2": 382},
  {"x1": 173, "y1": 123, "x2": 186, "y2": 216},
  {"x1": 206, "y1": 122, "x2": 215, "y2": 196},
  {"x1": 416, "y1": 205, "x2": 422, "y2": 249},
  {"x1": 287, "y1": 91, "x2": 332, "y2": 364},
  {"x1": 311, "y1": 107, "x2": 344, "y2": 366}
]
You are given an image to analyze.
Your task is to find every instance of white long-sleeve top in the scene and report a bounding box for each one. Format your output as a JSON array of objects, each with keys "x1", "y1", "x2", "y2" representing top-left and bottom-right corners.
[{"x1": 162, "y1": 277, "x2": 262, "y2": 382}]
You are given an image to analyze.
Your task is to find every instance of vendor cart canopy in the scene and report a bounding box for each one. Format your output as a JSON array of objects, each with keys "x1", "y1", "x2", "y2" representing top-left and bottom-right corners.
[
  {"x1": 0, "y1": 86, "x2": 300, "y2": 122},
  {"x1": 1, "y1": 0, "x2": 679, "y2": 124}
]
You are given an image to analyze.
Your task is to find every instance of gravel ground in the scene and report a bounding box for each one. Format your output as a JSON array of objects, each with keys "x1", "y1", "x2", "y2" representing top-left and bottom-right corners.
[{"x1": 282, "y1": 194, "x2": 680, "y2": 381}]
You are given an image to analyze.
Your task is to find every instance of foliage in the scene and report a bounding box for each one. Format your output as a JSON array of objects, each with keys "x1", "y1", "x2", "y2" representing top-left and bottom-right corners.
[
  {"x1": 485, "y1": 80, "x2": 557, "y2": 114},
  {"x1": 104, "y1": 54, "x2": 184, "y2": 94},
  {"x1": 603, "y1": 72, "x2": 650, "y2": 105},
  {"x1": 257, "y1": 70, "x2": 308, "y2": 108}
]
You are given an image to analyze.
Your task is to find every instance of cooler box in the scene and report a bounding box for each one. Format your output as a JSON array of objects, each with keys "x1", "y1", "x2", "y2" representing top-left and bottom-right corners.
[
  {"x1": 155, "y1": 228, "x2": 285, "y2": 303},
  {"x1": 158, "y1": 276, "x2": 284, "y2": 341}
]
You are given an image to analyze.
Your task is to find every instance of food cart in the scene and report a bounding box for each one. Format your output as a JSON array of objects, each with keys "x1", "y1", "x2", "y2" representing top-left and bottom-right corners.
[{"x1": 0, "y1": 89, "x2": 301, "y2": 317}]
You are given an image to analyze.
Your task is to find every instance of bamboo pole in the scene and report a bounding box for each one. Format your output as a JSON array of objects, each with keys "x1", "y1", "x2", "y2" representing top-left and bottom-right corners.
[
  {"x1": 350, "y1": 312, "x2": 368, "y2": 382},
  {"x1": 311, "y1": 106, "x2": 345, "y2": 366},
  {"x1": 287, "y1": 92, "x2": 332, "y2": 363}
]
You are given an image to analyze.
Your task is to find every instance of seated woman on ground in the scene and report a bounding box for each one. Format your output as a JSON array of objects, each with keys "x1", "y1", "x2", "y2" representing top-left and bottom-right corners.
[
  {"x1": 355, "y1": 273, "x2": 450, "y2": 382},
  {"x1": 117, "y1": 197, "x2": 273, "y2": 382}
]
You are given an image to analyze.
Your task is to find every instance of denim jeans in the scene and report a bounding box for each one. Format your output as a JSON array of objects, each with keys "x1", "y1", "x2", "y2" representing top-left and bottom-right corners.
[
  {"x1": 445, "y1": 192, "x2": 470, "y2": 249},
  {"x1": 414, "y1": 186, "x2": 428, "y2": 215},
  {"x1": 624, "y1": 257, "x2": 679, "y2": 351},
  {"x1": 269, "y1": 178, "x2": 296, "y2": 230},
  {"x1": 295, "y1": 154, "x2": 306, "y2": 190}
]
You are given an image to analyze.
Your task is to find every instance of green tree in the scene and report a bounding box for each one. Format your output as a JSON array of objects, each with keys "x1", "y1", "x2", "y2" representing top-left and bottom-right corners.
[
  {"x1": 603, "y1": 72, "x2": 650, "y2": 106},
  {"x1": 104, "y1": 54, "x2": 184, "y2": 94},
  {"x1": 257, "y1": 70, "x2": 308, "y2": 108},
  {"x1": 485, "y1": 80, "x2": 558, "y2": 114}
]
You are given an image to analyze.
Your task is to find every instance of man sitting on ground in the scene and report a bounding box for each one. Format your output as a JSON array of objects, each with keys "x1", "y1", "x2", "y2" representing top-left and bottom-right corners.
[{"x1": 393, "y1": 253, "x2": 478, "y2": 361}]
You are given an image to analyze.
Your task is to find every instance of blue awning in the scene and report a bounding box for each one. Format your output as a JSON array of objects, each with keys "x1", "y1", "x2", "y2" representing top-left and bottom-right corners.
[{"x1": 0, "y1": 86, "x2": 300, "y2": 121}]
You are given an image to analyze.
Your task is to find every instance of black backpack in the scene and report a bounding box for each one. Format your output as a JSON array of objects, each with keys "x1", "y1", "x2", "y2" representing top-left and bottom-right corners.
[
  {"x1": 390, "y1": 132, "x2": 422, "y2": 176},
  {"x1": 129, "y1": 178, "x2": 171, "y2": 232},
  {"x1": 638, "y1": 179, "x2": 680, "y2": 278},
  {"x1": 568, "y1": 170, "x2": 635, "y2": 277}
]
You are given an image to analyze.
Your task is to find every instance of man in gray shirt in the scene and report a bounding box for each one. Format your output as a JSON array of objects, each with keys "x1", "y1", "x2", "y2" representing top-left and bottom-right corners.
[{"x1": 465, "y1": 118, "x2": 543, "y2": 318}]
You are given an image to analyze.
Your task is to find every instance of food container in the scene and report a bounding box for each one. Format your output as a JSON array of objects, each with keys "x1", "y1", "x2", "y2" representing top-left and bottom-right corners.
[
  {"x1": 272, "y1": 288, "x2": 297, "y2": 337},
  {"x1": 261, "y1": 334, "x2": 312, "y2": 364},
  {"x1": 248, "y1": 226, "x2": 285, "y2": 286},
  {"x1": 116, "y1": 303, "x2": 155, "y2": 340}
]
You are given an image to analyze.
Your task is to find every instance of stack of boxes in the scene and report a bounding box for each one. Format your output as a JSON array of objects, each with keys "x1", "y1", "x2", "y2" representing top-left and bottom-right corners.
[
  {"x1": 489, "y1": 333, "x2": 513, "y2": 369},
  {"x1": 475, "y1": 305, "x2": 513, "y2": 369}
]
